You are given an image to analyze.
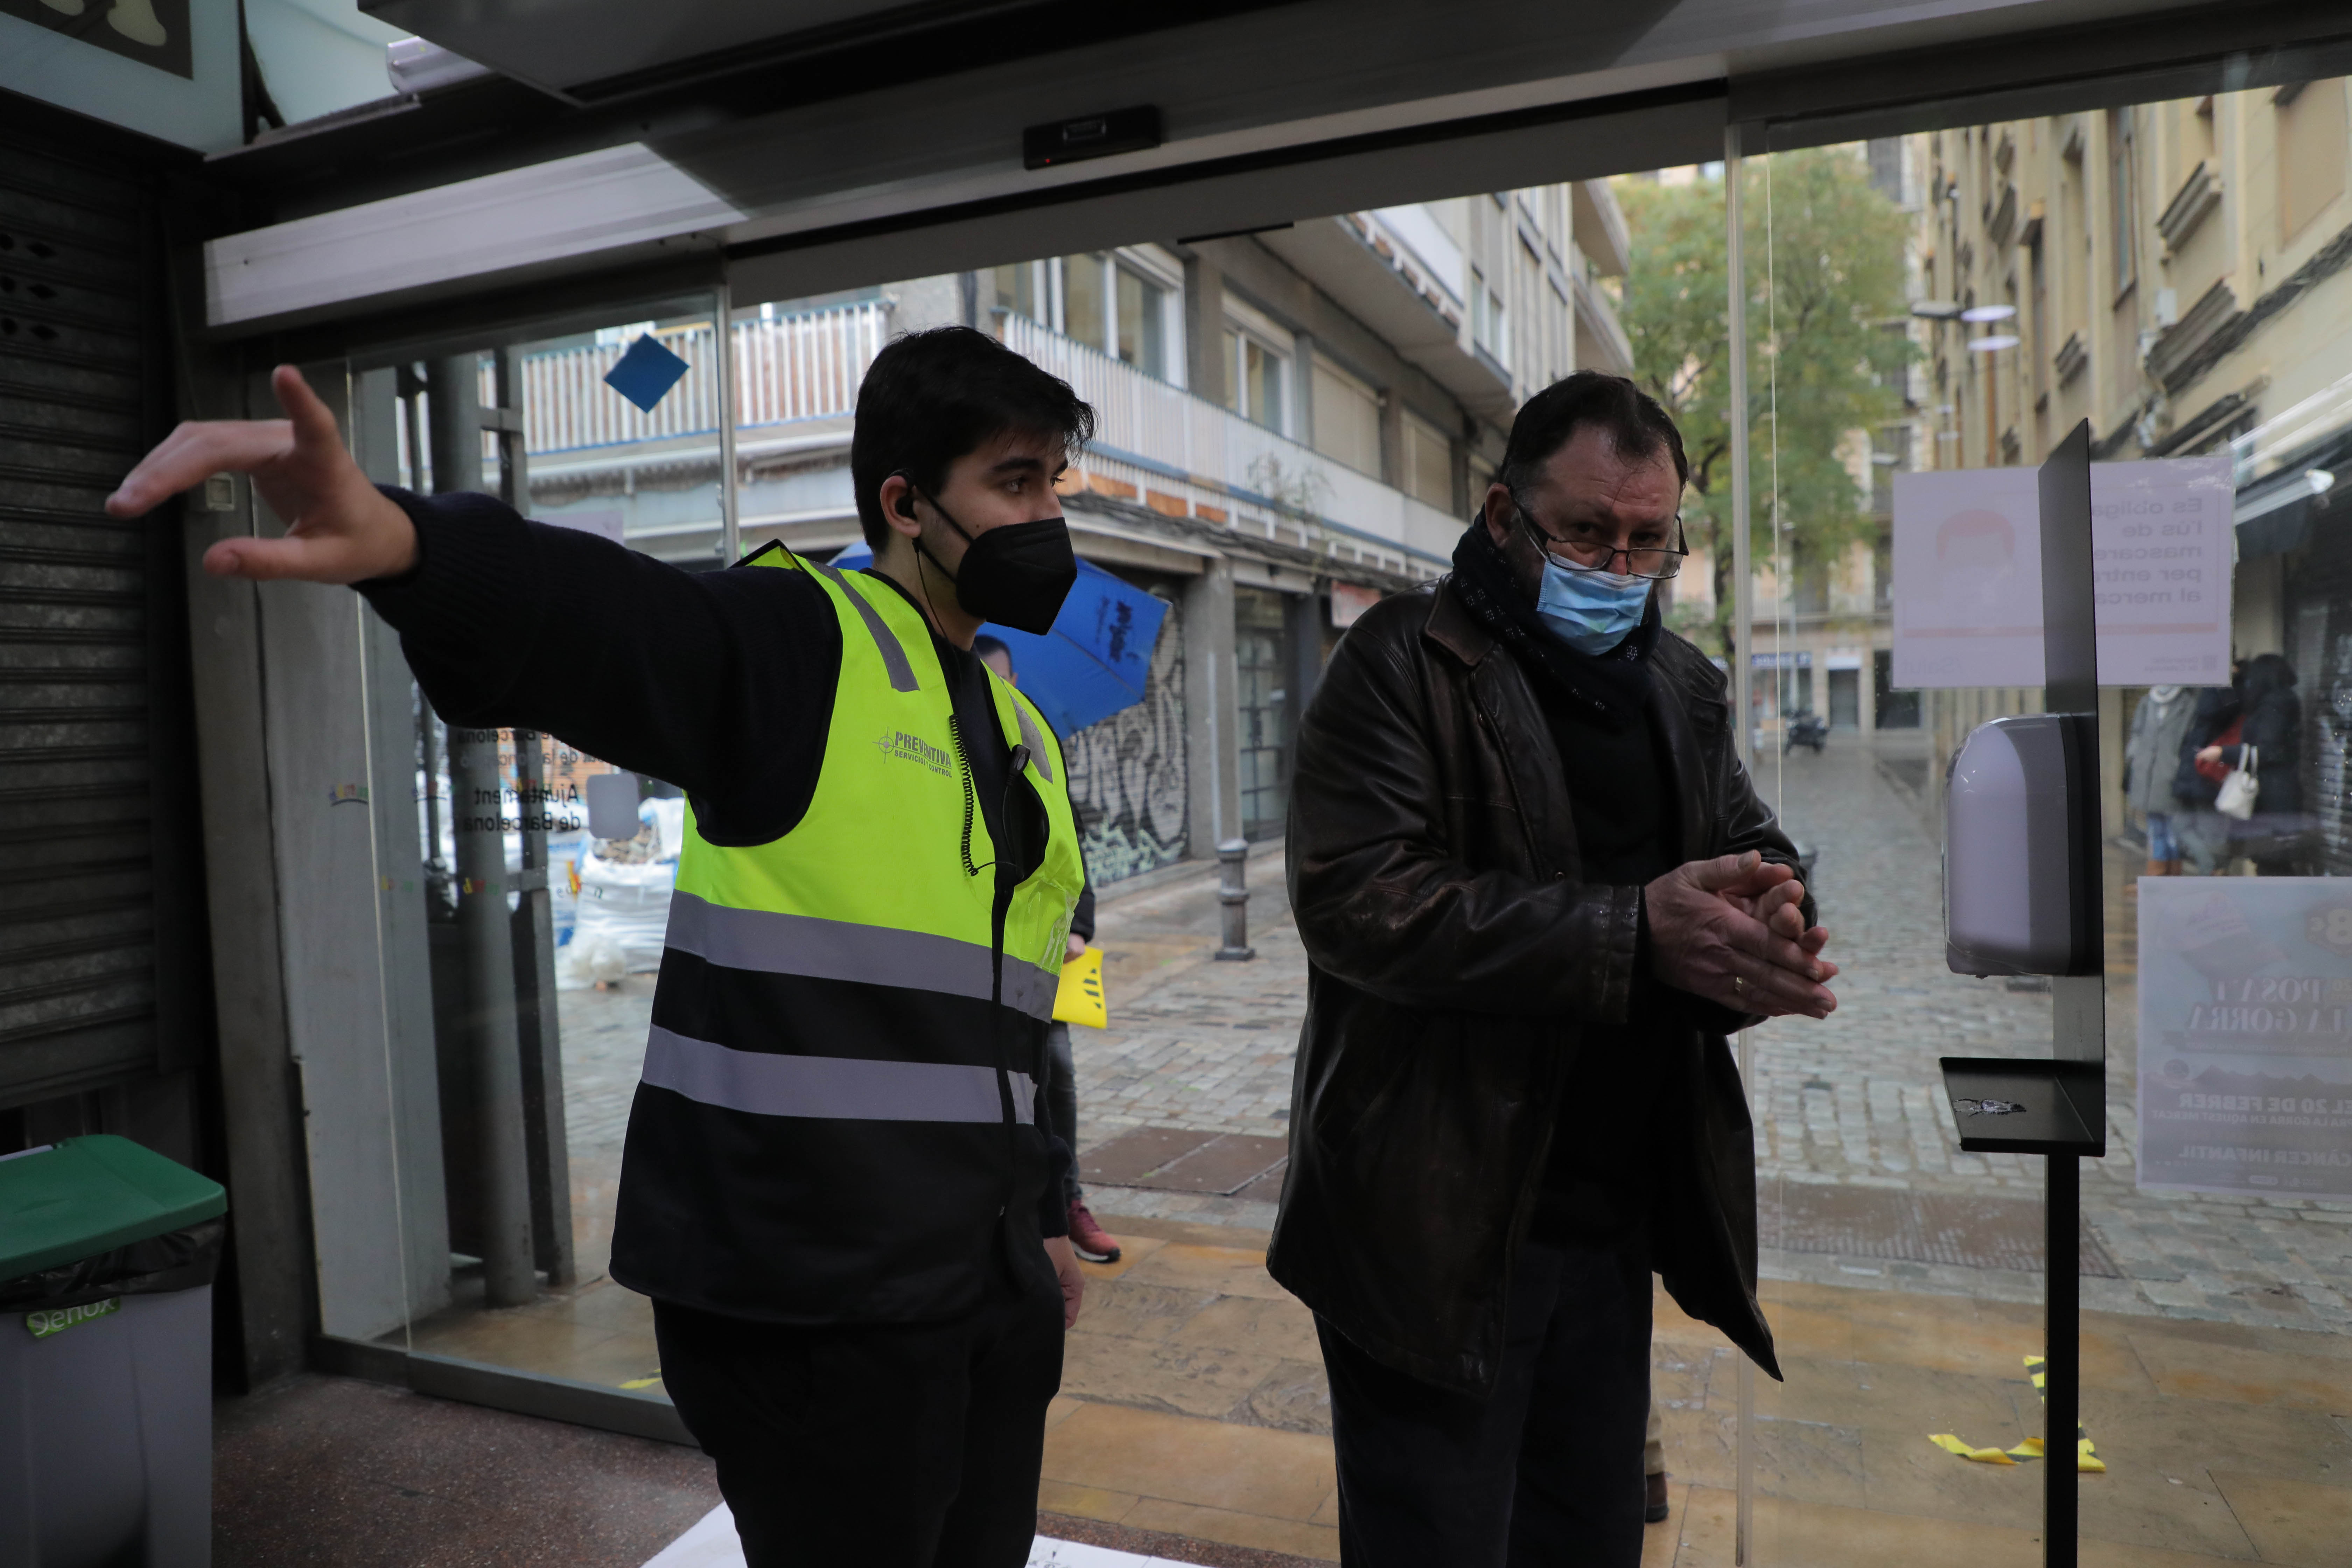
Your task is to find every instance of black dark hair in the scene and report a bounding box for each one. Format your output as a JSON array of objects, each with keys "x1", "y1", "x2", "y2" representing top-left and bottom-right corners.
[
  {"x1": 972, "y1": 634, "x2": 1012, "y2": 668},
  {"x1": 850, "y1": 325, "x2": 1096, "y2": 548},
  {"x1": 1494, "y1": 371, "x2": 1688, "y2": 501}
]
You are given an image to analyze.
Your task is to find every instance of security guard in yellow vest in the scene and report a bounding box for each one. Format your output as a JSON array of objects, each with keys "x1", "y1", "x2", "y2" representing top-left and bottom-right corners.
[{"x1": 110, "y1": 327, "x2": 1098, "y2": 1568}]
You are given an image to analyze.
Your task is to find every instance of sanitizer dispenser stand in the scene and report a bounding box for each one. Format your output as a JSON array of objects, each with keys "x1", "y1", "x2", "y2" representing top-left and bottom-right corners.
[{"x1": 1940, "y1": 420, "x2": 2106, "y2": 1568}]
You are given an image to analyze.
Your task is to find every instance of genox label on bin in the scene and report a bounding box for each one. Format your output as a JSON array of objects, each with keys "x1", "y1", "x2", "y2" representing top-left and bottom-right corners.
[{"x1": 25, "y1": 1298, "x2": 118, "y2": 1340}]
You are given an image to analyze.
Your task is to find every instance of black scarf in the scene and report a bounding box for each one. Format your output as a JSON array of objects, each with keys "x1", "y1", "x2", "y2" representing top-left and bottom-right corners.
[{"x1": 1449, "y1": 518, "x2": 1659, "y2": 731}]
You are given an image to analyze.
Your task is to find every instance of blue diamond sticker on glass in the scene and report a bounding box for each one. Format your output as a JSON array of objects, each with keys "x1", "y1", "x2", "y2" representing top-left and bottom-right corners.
[{"x1": 602, "y1": 333, "x2": 690, "y2": 413}]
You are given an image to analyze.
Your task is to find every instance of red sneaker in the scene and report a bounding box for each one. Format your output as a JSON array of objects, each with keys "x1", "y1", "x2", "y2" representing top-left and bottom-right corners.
[{"x1": 1067, "y1": 1200, "x2": 1121, "y2": 1264}]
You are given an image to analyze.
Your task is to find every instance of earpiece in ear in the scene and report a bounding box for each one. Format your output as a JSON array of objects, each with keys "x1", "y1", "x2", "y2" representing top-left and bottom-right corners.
[{"x1": 892, "y1": 471, "x2": 918, "y2": 520}]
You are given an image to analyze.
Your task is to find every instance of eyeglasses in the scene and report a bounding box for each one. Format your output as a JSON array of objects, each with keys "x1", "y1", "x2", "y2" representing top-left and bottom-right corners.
[{"x1": 1513, "y1": 500, "x2": 1689, "y2": 581}]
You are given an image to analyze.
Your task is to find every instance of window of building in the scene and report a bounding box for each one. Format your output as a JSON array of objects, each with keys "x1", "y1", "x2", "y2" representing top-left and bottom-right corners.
[
  {"x1": 1310, "y1": 357, "x2": 1383, "y2": 477},
  {"x1": 2278, "y1": 79, "x2": 2349, "y2": 244},
  {"x1": 1059, "y1": 253, "x2": 1107, "y2": 351},
  {"x1": 2060, "y1": 128, "x2": 2089, "y2": 341},
  {"x1": 1470, "y1": 266, "x2": 1507, "y2": 364},
  {"x1": 1517, "y1": 236, "x2": 1543, "y2": 385},
  {"x1": 1468, "y1": 450, "x2": 1497, "y2": 502},
  {"x1": 1115, "y1": 265, "x2": 1167, "y2": 378},
  {"x1": 1401, "y1": 411, "x2": 1455, "y2": 512},
  {"x1": 1242, "y1": 335, "x2": 1285, "y2": 429},
  {"x1": 1222, "y1": 296, "x2": 1292, "y2": 433},
  {"x1": 1871, "y1": 648, "x2": 1919, "y2": 728},
  {"x1": 2108, "y1": 105, "x2": 2138, "y2": 295},
  {"x1": 1051, "y1": 250, "x2": 1179, "y2": 379}
]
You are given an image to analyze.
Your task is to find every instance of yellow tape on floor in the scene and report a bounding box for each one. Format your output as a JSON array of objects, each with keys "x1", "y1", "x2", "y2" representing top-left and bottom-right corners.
[
  {"x1": 1929, "y1": 1434, "x2": 2019, "y2": 1464},
  {"x1": 1925, "y1": 1357, "x2": 2105, "y2": 1472}
]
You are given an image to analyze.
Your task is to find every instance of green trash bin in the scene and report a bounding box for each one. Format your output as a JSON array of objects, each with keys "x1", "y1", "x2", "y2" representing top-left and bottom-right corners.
[{"x1": 0, "y1": 1135, "x2": 227, "y2": 1568}]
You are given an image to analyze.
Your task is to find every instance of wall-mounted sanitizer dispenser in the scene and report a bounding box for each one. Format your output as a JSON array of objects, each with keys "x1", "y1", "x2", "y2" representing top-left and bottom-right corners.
[{"x1": 1944, "y1": 712, "x2": 2103, "y2": 978}]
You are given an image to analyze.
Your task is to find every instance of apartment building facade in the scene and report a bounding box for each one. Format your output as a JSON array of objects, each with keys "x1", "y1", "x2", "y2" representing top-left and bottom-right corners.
[
  {"x1": 1903, "y1": 78, "x2": 2352, "y2": 834},
  {"x1": 484, "y1": 183, "x2": 1633, "y2": 880}
]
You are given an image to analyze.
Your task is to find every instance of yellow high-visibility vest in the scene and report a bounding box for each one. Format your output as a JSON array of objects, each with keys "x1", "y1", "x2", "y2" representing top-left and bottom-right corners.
[{"x1": 610, "y1": 543, "x2": 1085, "y2": 1323}]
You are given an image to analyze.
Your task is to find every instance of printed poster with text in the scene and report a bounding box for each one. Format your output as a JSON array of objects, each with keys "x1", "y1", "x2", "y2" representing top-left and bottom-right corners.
[
  {"x1": 2138, "y1": 877, "x2": 2352, "y2": 1197},
  {"x1": 1891, "y1": 458, "x2": 2233, "y2": 688}
]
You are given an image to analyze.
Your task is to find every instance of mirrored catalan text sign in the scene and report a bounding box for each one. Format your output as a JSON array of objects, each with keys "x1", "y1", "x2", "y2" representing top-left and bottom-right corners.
[
  {"x1": 1891, "y1": 458, "x2": 2233, "y2": 688},
  {"x1": 2138, "y1": 877, "x2": 2352, "y2": 1197}
]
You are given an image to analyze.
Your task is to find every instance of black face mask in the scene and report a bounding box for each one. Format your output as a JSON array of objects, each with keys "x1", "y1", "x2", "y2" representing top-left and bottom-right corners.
[{"x1": 913, "y1": 491, "x2": 1077, "y2": 635}]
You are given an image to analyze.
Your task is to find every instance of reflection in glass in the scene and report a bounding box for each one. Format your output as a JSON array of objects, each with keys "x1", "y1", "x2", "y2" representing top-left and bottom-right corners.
[{"x1": 1731, "y1": 72, "x2": 2352, "y2": 1562}]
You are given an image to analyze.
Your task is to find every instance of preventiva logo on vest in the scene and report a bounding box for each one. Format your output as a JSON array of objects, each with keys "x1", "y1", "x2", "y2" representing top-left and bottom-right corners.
[
  {"x1": 875, "y1": 728, "x2": 954, "y2": 775},
  {"x1": 607, "y1": 543, "x2": 1086, "y2": 1325}
]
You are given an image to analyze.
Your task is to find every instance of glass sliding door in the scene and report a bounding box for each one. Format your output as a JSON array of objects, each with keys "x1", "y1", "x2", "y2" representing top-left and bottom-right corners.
[{"x1": 1732, "y1": 73, "x2": 2352, "y2": 1565}]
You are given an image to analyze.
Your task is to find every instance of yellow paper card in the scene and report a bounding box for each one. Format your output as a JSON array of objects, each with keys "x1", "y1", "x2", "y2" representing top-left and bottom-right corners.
[{"x1": 1053, "y1": 945, "x2": 1107, "y2": 1029}]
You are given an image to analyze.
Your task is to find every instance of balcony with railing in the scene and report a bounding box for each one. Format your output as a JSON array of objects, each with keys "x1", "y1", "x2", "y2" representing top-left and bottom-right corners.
[
  {"x1": 519, "y1": 301, "x2": 889, "y2": 455},
  {"x1": 996, "y1": 312, "x2": 1460, "y2": 574},
  {"x1": 512, "y1": 298, "x2": 1460, "y2": 575}
]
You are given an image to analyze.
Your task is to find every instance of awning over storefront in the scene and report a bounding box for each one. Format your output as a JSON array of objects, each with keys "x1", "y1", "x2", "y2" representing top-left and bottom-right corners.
[{"x1": 2236, "y1": 450, "x2": 2344, "y2": 560}]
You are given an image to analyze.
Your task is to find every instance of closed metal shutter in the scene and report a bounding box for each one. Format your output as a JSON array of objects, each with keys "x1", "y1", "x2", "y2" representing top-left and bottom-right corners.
[{"x1": 0, "y1": 128, "x2": 185, "y2": 1107}]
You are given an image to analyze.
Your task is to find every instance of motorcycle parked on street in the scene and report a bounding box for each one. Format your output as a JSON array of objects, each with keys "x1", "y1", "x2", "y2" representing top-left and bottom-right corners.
[{"x1": 1784, "y1": 711, "x2": 1828, "y2": 754}]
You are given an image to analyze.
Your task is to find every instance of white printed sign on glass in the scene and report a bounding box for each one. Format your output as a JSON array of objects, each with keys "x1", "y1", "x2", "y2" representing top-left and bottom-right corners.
[
  {"x1": 2137, "y1": 877, "x2": 2352, "y2": 1197},
  {"x1": 1890, "y1": 458, "x2": 2233, "y2": 688}
]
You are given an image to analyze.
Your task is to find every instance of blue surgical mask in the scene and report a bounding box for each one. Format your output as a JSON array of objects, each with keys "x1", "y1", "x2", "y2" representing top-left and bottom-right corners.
[{"x1": 1535, "y1": 556, "x2": 1652, "y2": 655}]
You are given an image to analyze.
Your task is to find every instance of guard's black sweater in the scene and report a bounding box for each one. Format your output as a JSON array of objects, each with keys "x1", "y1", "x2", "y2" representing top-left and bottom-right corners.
[{"x1": 357, "y1": 488, "x2": 1068, "y2": 1240}]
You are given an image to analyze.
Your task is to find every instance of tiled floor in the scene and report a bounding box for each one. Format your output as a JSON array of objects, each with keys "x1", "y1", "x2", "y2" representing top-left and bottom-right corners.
[{"x1": 214, "y1": 1373, "x2": 719, "y2": 1567}]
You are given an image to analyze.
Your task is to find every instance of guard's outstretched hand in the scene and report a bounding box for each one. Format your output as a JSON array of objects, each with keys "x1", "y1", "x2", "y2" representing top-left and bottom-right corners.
[
  {"x1": 106, "y1": 364, "x2": 418, "y2": 584},
  {"x1": 1647, "y1": 851, "x2": 1837, "y2": 1019}
]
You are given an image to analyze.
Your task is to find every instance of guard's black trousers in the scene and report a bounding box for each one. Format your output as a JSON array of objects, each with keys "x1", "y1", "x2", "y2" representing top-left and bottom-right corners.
[
  {"x1": 1317, "y1": 1233, "x2": 1654, "y2": 1567},
  {"x1": 652, "y1": 1258, "x2": 1064, "y2": 1568}
]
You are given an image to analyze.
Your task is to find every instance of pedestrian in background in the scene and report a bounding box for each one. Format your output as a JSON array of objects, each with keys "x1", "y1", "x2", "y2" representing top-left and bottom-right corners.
[
  {"x1": 2173, "y1": 684, "x2": 2243, "y2": 875},
  {"x1": 1272, "y1": 372, "x2": 1835, "y2": 1566},
  {"x1": 976, "y1": 634, "x2": 1123, "y2": 1265},
  {"x1": 2123, "y1": 684, "x2": 2194, "y2": 877},
  {"x1": 2195, "y1": 652, "x2": 2307, "y2": 876}
]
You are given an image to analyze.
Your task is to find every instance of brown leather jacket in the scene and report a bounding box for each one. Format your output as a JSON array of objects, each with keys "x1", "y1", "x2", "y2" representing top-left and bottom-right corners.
[{"x1": 1266, "y1": 576, "x2": 1799, "y2": 1395}]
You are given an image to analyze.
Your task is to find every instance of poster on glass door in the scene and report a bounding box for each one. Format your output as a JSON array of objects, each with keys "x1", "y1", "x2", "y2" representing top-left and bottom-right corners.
[
  {"x1": 1890, "y1": 458, "x2": 2233, "y2": 687},
  {"x1": 2137, "y1": 877, "x2": 2352, "y2": 1197}
]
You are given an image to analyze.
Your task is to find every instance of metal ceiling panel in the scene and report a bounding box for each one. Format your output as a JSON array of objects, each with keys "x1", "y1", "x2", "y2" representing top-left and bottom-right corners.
[{"x1": 357, "y1": 0, "x2": 928, "y2": 94}]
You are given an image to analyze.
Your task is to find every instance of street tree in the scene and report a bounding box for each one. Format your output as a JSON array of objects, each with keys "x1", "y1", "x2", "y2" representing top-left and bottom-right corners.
[{"x1": 1612, "y1": 148, "x2": 1916, "y2": 658}]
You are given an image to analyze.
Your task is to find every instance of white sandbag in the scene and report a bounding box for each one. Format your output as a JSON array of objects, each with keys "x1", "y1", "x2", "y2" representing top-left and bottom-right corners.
[{"x1": 563, "y1": 797, "x2": 681, "y2": 980}]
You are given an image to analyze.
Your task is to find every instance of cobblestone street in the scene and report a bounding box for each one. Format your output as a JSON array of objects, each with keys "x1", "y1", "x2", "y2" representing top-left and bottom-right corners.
[
  {"x1": 546, "y1": 736, "x2": 2352, "y2": 1331},
  {"x1": 1761, "y1": 736, "x2": 2352, "y2": 1329},
  {"x1": 1064, "y1": 735, "x2": 2352, "y2": 1332}
]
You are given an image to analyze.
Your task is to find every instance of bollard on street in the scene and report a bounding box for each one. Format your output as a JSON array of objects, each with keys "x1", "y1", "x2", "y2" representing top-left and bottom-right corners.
[{"x1": 1214, "y1": 838, "x2": 1255, "y2": 961}]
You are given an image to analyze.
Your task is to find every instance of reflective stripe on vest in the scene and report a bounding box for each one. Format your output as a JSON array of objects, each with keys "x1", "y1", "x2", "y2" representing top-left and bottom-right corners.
[
  {"x1": 644, "y1": 1026, "x2": 1036, "y2": 1123},
  {"x1": 666, "y1": 890, "x2": 1060, "y2": 1022},
  {"x1": 808, "y1": 559, "x2": 919, "y2": 693}
]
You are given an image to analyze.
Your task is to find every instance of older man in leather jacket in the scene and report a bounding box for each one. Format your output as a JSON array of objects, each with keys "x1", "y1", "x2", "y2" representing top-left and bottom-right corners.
[{"x1": 1268, "y1": 373, "x2": 1836, "y2": 1565}]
